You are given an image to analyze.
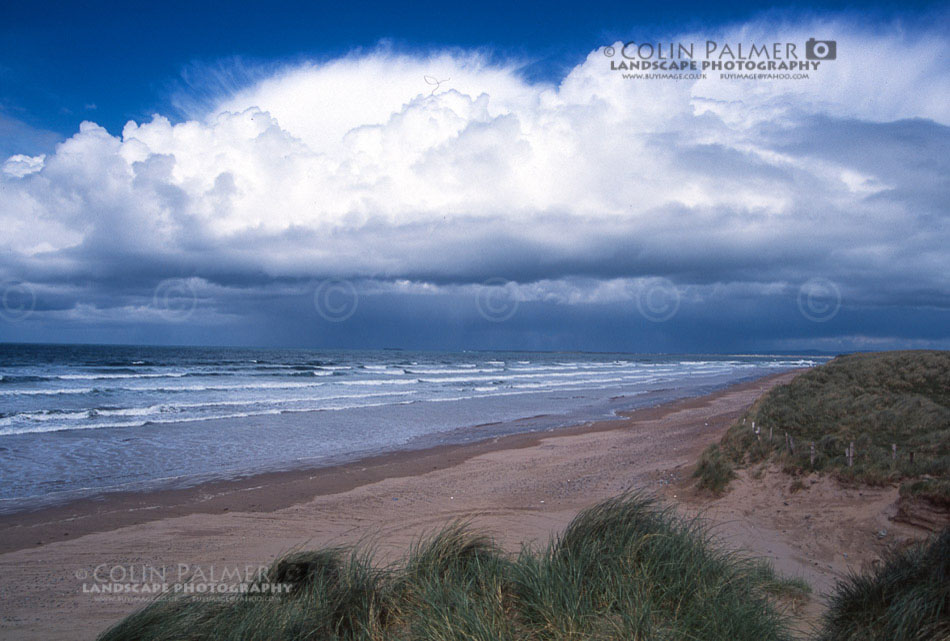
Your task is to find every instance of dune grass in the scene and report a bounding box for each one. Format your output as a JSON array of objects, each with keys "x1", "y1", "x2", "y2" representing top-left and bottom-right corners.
[
  {"x1": 817, "y1": 527, "x2": 950, "y2": 641},
  {"x1": 694, "y1": 443, "x2": 737, "y2": 494},
  {"x1": 98, "y1": 494, "x2": 807, "y2": 641},
  {"x1": 698, "y1": 350, "x2": 950, "y2": 499}
]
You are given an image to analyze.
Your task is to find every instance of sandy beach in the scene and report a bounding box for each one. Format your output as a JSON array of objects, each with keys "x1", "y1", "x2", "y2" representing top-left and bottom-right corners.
[{"x1": 0, "y1": 369, "x2": 925, "y2": 640}]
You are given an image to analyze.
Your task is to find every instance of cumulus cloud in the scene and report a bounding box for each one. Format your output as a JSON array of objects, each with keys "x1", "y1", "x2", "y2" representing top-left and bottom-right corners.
[
  {"x1": 1, "y1": 12, "x2": 948, "y2": 348},
  {"x1": 2, "y1": 154, "x2": 45, "y2": 178}
]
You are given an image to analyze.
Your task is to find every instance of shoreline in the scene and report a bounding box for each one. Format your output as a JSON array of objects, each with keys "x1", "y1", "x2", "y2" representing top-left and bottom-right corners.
[
  {"x1": 0, "y1": 380, "x2": 698, "y2": 515},
  {"x1": 0, "y1": 371, "x2": 799, "y2": 555}
]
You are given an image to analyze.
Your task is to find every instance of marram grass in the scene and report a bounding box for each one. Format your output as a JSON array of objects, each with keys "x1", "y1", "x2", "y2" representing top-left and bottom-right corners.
[
  {"x1": 98, "y1": 493, "x2": 807, "y2": 641},
  {"x1": 693, "y1": 443, "x2": 736, "y2": 494},
  {"x1": 818, "y1": 528, "x2": 950, "y2": 641}
]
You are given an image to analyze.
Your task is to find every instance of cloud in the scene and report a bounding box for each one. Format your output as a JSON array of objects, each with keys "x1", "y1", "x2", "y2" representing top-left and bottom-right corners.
[
  {"x1": 686, "y1": 15, "x2": 950, "y2": 125},
  {"x1": 1, "y1": 11, "x2": 948, "y2": 349},
  {"x1": 2, "y1": 154, "x2": 45, "y2": 178}
]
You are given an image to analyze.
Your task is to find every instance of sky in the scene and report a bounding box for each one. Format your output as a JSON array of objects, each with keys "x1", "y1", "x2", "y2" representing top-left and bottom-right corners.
[{"x1": 0, "y1": 1, "x2": 947, "y2": 352}]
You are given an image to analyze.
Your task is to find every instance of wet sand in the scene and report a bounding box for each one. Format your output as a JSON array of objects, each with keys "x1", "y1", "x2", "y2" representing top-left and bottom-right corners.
[{"x1": 1, "y1": 369, "x2": 879, "y2": 640}]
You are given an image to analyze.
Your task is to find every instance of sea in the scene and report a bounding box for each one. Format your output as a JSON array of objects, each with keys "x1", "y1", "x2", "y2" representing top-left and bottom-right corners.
[{"x1": 0, "y1": 344, "x2": 820, "y2": 514}]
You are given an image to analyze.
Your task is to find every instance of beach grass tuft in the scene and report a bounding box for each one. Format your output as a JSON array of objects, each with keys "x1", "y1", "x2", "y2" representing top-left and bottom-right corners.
[
  {"x1": 98, "y1": 493, "x2": 806, "y2": 641},
  {"x1": 694, "y1": 443, "x2": 737, "y2": 493},
  {"x1": 817, "y1": 527, "x2": 950, "y2": 641}
]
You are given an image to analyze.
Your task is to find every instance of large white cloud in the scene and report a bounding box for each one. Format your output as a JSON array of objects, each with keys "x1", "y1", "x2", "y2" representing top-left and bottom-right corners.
[{"x1": 1, "y1": 12, "x2": 948, "y2": 329}]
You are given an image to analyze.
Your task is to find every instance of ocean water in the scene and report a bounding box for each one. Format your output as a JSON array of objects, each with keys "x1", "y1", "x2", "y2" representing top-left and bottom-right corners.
[{"x1": 0, "y1": 344, "x2": 819, "y2": 513}]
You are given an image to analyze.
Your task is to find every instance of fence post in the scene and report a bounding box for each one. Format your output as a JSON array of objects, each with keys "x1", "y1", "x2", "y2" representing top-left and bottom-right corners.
[
  {"x1": 892, "y1": 443, "x2": 897, "y2": 462},
  {"x1": 810, "y1": 442, "x2": 815, "y2": 466}
]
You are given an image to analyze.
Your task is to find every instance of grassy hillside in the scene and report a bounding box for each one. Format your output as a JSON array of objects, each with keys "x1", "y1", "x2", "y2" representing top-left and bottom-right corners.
[
  {"x1": 98, "y1": 494, "x2": 807, "y2": 641},
  {"x1": 696, "y1": 351, "x2": 950, "y2": 500}
]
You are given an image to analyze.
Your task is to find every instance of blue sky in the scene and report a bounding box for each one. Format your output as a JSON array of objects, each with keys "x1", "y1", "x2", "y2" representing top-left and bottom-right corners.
[{"x1": 1, "y1": 1, "x2": 948, "y2": 351}]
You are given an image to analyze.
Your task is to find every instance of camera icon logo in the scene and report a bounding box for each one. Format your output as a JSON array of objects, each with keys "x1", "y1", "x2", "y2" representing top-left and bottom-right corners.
[{"x1": 805, "y1": 38, "x2": 836, "y2": 60}]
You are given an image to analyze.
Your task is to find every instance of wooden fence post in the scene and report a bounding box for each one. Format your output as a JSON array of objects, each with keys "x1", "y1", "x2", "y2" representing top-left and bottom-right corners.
[
  {"x1": 892, "y1": 443, "x2": 897, "y2": 462},
  {"x1": 810, "y1": 442, "x2": 816, "y2": 466}
]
